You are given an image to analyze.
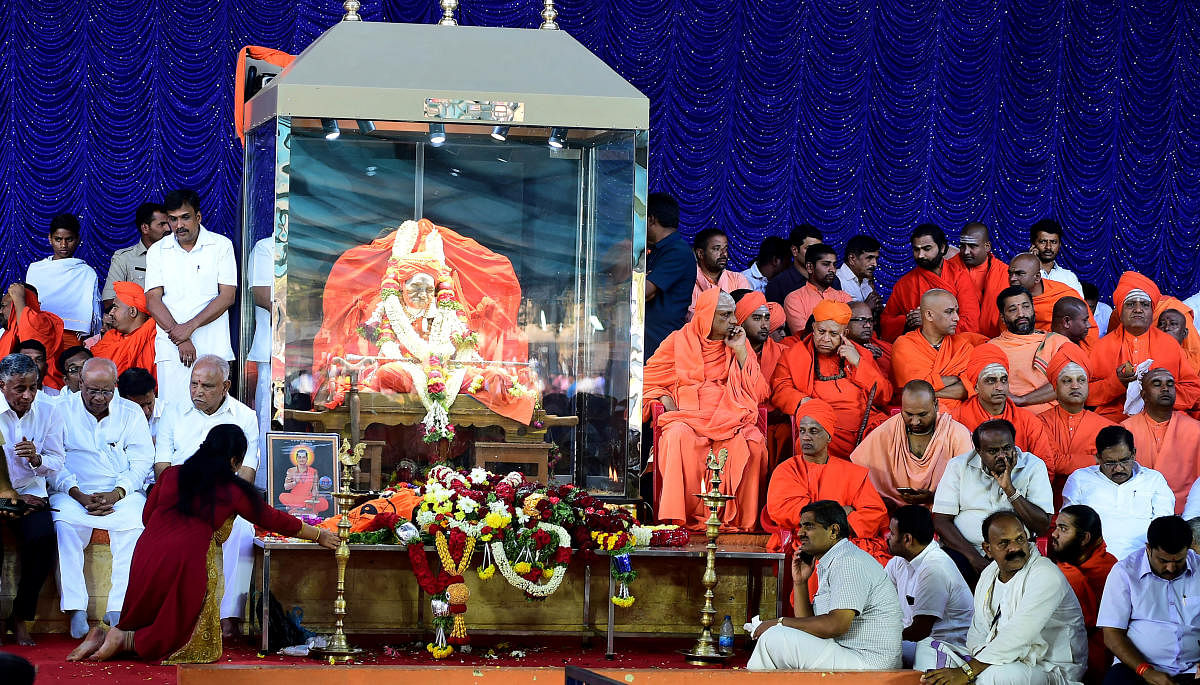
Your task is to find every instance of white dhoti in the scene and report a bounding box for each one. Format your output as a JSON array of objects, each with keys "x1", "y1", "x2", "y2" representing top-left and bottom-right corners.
[
  {"x1": 914, "y1": 639, "x2": 1054, "y2": 685},
  {"x1": 220, "y1": 516, "x2": 255, "y2": 619},
  {"x1": 50, "y1": 492, "x2": 146, "y2": 614},
  {"x1": 747, "y1": 625, "x2": 873, "y2": 670}
]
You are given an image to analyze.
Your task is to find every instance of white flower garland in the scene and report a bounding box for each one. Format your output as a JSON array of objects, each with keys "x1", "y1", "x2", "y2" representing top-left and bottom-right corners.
[{"x1": 491, "y1": 522, "x2": 571, "y2": 598}]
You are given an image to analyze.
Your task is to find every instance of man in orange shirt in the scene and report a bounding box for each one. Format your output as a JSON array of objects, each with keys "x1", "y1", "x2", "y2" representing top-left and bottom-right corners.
[
  {"x1": 689, "y1": 229, "x2": 750, "y2": 319},
  {"x1": 90, "y1": 282, "x2": 158, "y2": 378},
  {"x1": 846, "y1": 301, "x2": 892, "y2": 381},
  {"x1": 891, "y1": 289, "x2": 987, "y2": 411},
  {"x1": 880, "y1": 224, "x2": 981, "y2": 340},
  {"x1": 1008, "y1": 253, "x2": 1099, "y2": 351},
  {"x1": 1121, "y1": 368, "x2": 1200, "y2": 513},
  {"x1": 645, "y1": 288, "x2": 767, "y2": 532},
  {"x1": 1047, "y1": 504, "x2": 1117, "y2": 683},
  {"x1": 1038, "y1": 344, "x2": 1116, "y2": 499},
  {"x1": 948, "y1": 221, "x2": 1009, "y2": 338},
  {"x1": 781, "y1": 244, "x2": 852, "y2": 335},
  {"x1": 989, "y1": 285, "x2": 1071, "y2": 414}
]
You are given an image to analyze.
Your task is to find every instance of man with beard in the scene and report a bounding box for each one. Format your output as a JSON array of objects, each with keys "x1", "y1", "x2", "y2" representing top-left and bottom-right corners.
[
  {"x1": 891, "y1": 289, "x2": 988, "y2": 412},
  {"x1": 846, "y1": 300, "x2": 892, "y2": 380},
  {"x1": 1048, "y1": 504, "x2": 1118, "y2": 683},
  {"x1": 989, "y1": 286, "x2": 1071, "y2": 414},
  {"x1": 918, "y1": 511, "x2": 1086, "y2": 685},
  {"x1": 689, "y1": 228, "x2": 750, "y2": 319},
  {"x1": 782, "y1": 244, "x2": 852, "y2": 335},
  {"x1": 881, "y1": 224, "x2": 981, "y2": 340},
  {"x1": 948, "y1": 222, "x2": 1010, "y2": 338},
  {"x1": 1029, "y1": 219, "x2": 1084, "y2": 298},
  {"x1": 1098, "y1": 516, "x2": 1200, "y2": 685},
  {"x1": 851, "y1": 381, "x2": 972, "y2": 509},
  {"x1": 835, "y1": 234, "x2": 883, "y2": 309},
  {"x1": 748, "y1": 499, "x2": 903, "y2": 671},
  {"x1": 733, "y1": 290, "x2": 789, "y2": 466},
  {"x1": 1008, "y1": 253, "x2": 1099, "y2": 352},
  {"x1": 1050, "y1": 296, "x2": 1094, "y2": 353},
  {"x1": 1038, "y1": 345, "x2": 1117, "y2": 501},
  {"x1": 1122, "y1": 369, "x2": 1200, "y2": 514},
  {"x1": 765, "y1": 224, "x2": 825, "y2": 306},
  {"x1": 932, "y1": 419, "x2": 1052, "y2": 573}
]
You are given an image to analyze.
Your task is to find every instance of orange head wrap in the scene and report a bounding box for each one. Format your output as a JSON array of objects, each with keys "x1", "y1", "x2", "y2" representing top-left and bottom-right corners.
[
  {"x1": 734, "y1": 291, "x2": 768, "y2": 325},
  {"x1": 812, "y1": 300, "x2": 852, "y2": 326},
  {"x1": 965, "y1": 343, "x2": 1010, "y2": 388},
  {"x1": 767, "y1": 302, "x2": 786, "y2": 333},
  {"x1": 795, "y1": 398, "x2": 837, "y2": 438},
  {"x1": 1113, "y1": 271, "x2": 1161, "y2": 314},
  {"x1": 113, "y1": 281, "x2": 149, "y2": 315},
  {"x1": 1046, "y1": 342, "x2": 1090, "y2": 382}
]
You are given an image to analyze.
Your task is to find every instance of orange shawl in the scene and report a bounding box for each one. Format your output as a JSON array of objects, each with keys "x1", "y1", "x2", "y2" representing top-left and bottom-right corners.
[
  {"x1": 90, "y1": 319, "x2": 158, "y2": 379},
  {"x1": 1057, "y1": 542, "x2": 1117, "y2": 680},
  {"x1": 849, "y1": 412, "x2": 973, "y2": 505},
  {"x1": 1123, "y1": 410, "x2": 1200, "y2": 513},
  {"x1": 951, "y1": 397, "x2": 1059, "y2": 477},
  {"x1": 891, "y1": 330, "x2": 987, "y2": 411},
  {"x1": 1155, "y1": 296, "x2": 1200, "y2": 372},
  {"x1": 1034, "y1": 278, "x2": 1099, "y2": 350},
  {"x1": 880, "y1": 260, "x2": 981, "y2": 340},
  {"x1": 949, "y1": 253, "x2": 1009, "y2": 338},
  {"x1": 0, "y1": 291, "x2": 65, "y2": 389}
]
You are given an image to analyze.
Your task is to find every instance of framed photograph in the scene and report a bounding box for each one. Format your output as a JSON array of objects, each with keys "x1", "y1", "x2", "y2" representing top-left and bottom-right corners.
[{"x1": 266, "y1": 432, "x2": 339, "y2": 517}]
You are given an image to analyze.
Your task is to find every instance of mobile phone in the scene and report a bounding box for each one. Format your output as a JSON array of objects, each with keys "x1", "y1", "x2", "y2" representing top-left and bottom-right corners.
[{"x1": 897, "y1": 487, "x2": 921, "y2": 495}]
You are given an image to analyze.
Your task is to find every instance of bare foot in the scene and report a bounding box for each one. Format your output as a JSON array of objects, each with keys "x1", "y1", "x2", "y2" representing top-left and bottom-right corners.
[
  {"x1": 88, "y1": 626, "x2": 131, "y2": 662},
  {"x1": 220, "y1": 618, "x2": 241, "y2": 641},
  {"x1": 9, "y1": 618, "x2": 35, "y2": 646},
  {"x1": 67, "y1": 626, "x2": 107, "y2": 661}
]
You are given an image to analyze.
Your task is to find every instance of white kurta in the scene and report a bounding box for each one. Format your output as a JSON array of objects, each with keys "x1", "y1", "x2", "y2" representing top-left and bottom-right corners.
[
  {"x1": 0, "y1": 393, "x2": 65, "y2": 497},
  {"x1": 25, "y1": 256, "x2": 101, "y2": 334}
]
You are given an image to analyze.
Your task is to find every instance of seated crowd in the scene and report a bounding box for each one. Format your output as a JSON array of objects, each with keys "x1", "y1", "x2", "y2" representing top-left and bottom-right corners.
[{"x1": 645, "y1": 192, "x2": 1200, "y2": 680}]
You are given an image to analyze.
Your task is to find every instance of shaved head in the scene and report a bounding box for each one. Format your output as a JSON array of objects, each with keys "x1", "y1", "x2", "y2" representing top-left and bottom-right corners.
[
  {"x1": 846, "y1": 301, "x2": 875, "y2": 345},
  {"x1": 1051, "y1": 295, "x2": 1091, "y2": 344},
  {"x1": 1052, "y1": 296, "x2": 1089, "y2": 320},
  {"x1": 920, "y1": 289, "x2": 960, "y2": 337},
  {"x1": 901, "y1": 380, "x2": 938, "y2": 434},
  {"x1": 902, "y1": 379, "x2": 936, "y2": 403},
  {"x1": 920, "y1": 288, "x2": 956, "y2": 311},
  {"x1": 959, "y1": 223, "x2": 992, "y2": 268},
  {"x1": 1008, "y1": 253, "x2": 1042, "y2": 293}
]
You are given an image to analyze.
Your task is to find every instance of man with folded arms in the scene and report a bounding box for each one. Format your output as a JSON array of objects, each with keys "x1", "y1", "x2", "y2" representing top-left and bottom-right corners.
[{"x1": 891, "y1": 289, "x2": 987, "y2": 412}]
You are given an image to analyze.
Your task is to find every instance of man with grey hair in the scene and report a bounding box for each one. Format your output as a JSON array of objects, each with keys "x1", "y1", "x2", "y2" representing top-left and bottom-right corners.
[
  {"x1": 153, "y1": 354, "x2": 259, "y2": 639},
  {"x1": 0, "y1": 352, "x2": 65, "y2": 645},
  {"x1": 48, "y1": 357, "x2": 154, "y2": 638}
]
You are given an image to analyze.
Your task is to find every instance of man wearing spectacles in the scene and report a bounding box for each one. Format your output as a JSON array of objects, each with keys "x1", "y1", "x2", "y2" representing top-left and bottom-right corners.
[
  {"x1": 47, "y1": 357, "x2": 153, "y2": 639},
  {"x1": 1122, "y1": 368, "x2": 1200, "y2": 514}
]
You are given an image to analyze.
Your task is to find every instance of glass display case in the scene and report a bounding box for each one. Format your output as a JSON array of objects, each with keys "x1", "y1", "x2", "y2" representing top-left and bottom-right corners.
[{"x1": 238, "y1": 21, "x2": 649, "y2": 497}]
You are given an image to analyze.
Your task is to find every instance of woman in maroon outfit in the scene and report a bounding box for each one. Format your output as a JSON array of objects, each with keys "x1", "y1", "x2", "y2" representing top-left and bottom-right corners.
[{"x1": 68, "y1": 425, "x2": 337, "y2": 662}]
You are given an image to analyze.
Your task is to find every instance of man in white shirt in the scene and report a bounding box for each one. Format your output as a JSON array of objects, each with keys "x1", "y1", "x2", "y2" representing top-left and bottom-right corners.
[
  {"x1": 144, "y1": 189, "x2": 237, "y2": 409},
  {"x1": 885, "y1": 505, "x2": 973, "y2": 667},
  {"x1": 1098, "y1": 515, "x2": 1200, "y2": 684},
  {"x1": 1063, "y1": 425, "x2": 1175, "y2": 560},
  {"x1": 25, "y1": 213, "x2": 101, "y2": 343},
  {"x1": 48, "y1": 358, "x2": 153, "y2": 637},
  {"x1": 1081, "y1": 282, "x2": 1112, "y2": 339},
  {"x1": 739, "y1": 236, "x2": 791, "y2": 293},
  {"x1": 919, "y1": 511, "x2": 1087, "y2": 685},
  {"x1": 101, "y1": 202, "x2": 170, "y2": 311},
  {"x1": 153, "y1": 355, "x2": 258, "y2": 639},
  {"x1": 248, "y1": 237, "x2": 273, "y2": 490},
  {"x1": 836, "y1": 234, "x2": 882, "y2": 309},
  {"x1": 1029, "y1": 219, "x2": 1083, "y2": 298},
  {"x1": 116, "y1": 367, "x2": 163, "y2": 443},
  {"x1": 932, "y1": 419, "x2": 1053, "y2": 574},
  {"x1": 0, "y1": 353, "x2": 65, "y2": 646}
]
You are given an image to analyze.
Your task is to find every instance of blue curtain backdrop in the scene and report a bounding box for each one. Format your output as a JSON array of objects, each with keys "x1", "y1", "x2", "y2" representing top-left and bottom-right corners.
[{"x1": 1, "y1": 0, "x2": 1198, "y2": 299}]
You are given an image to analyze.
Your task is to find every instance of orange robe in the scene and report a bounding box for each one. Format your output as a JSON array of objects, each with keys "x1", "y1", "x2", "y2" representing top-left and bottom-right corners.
[
  {"x1": 756, "y1": 338, "x2": 790, "y2": 468},
  {"x1": 1154, "y1": 296, "x2": 1200, "y2": 372},
  {"x1": 645, "y1": 289, "x2": 768, "y2": 532},
  {"x1": 1056, "y1": 543, "x2": 1117, "y2": 682},
  {"x1": 849, "y1": 412, "x2": 973, "y2": 506},
  {"x1": 770, "y1": 341, "x2": 892, "y2": 460},
  {"x1": 781, "y1": 284, "x2": 853, "y2": 335},
  {"x1": 1034, "y1": 279, "x2": 1099, "y2": 351},
  {"x1": 0, "y1": 291, "x2": 65, "y2": 389},
  {"x1": 690, "y1": 268, "x2": 750, "y2": 319},
  {"x1": 1122, "y1": 411, "x2": 1200, "y2": 514},
  {"x1": 90, "y1": 319, "x2": 158, "y2": 379},
  {"x1": 866, "y1": 336, "x2": 893, "y2": 382},
  {"x1": 989, "y1": 330, "x2": 1071, "y2": 414},
  {"x1": 951, "y1": 397, "x2": 1060, "y2": 478},
  {"x1": 949, "y1": 254, "x2": 1009, "y2": 338},
  {"x1": 880, "y1": 261, "x2": 981, "y2": 341},
  {"x1": 1089, "y1": 326, "x2": 1200, "y2": 421},
  {"x1": 891, "y1": 331, "x2": 987, "y2": 411},
  {"x1": 1038, "y1": 406, "x2": 1116, "y2": 503}
]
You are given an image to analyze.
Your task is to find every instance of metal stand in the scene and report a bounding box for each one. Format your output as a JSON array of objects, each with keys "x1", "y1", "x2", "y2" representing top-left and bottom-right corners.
[{"x1": 681, "y1": 449, "x2": 734, "y2": 665}]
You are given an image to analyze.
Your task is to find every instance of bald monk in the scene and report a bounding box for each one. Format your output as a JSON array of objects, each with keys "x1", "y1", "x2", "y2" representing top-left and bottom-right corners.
[
  {"x1": 733, "y1": 290, "x2": 789, "y2": 465},
  {"x1": 890, "y1": 289, "x2": 987, "y2": 412},
  {"x1": 0, "y1": 283, "x2": 66, "y2": 389},
  {"x1": 1089, "y1": 271, "x2": 1200, "y2": 420},
  {"x1": 645, "y1": 288, "x2": 768, "y2": 532},
  {"x1": 90, "y1": 281, "x2": 158, "y2": 378},
  {"x1": 845, "y1": 301, "x2": 892, "y2": 381},
  {"x1": 948, "y1": 221, "x2": 1009, "y2": 338},
  {"x1": 1037, "y1": 344, "x2": 1116, "y2": 503},
  {"x1": 761, "y1": 400, "x2": 890, "y2": 568},
  {"x1": 1155, "y1": 299, "x2": 1200, "y2": 373},
  {"x1": 951, "y1": 343, "x2": 1059, "y2": 478},
  {"x1": 1009, "y1": 253, "x2": 1099, "y2": 351},
  {"x1": 770, "y1": 301, "x2": 892, "y2": 459},
  {"x1": 1122, "y1": 368, "x2": 1200, "y2": 513},
  {"x1": 849, "y1": 380, "x2": 973, "y2": 509},
  {"x1": 989, "y1": 285, "x2": 1071, "y2": 414},
  {"x1": 1050, "y1": 296, "x2": 1094, "y2": 353},
  {"x1": 880, "y1": 224, "x2": 981, "y2": 340}
]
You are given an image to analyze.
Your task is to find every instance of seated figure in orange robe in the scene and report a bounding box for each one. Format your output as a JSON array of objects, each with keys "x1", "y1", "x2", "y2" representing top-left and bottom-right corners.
[
  {"x1": 733, "y1": 291, "x2": 789, "y2": 466},
  {"x1": 1090, "y1": 272, "x2": 1200, "y2": 421},
  {"x1": 90, "y1": 281, "x2": 158, "y2": 379},
  {"x1": 1037, "y1": 344, "x2": 1115, "y2": 501},
  {"x1": 0, "y1": 283, "x2": 65, "y2": 388},
  {"x1": 947, "y1": 222, "x2": 1010, "y2": 338},
  {"x1": 950, "y1": 343, "x2": 1059, "y2": 478},
  {"x1": 880, "y1": 224, "x2": 981, "y2": 340},
  {"x1": 1155, "y1": 298, "x2": 1200, "y2": 374},
  {"x1": 770, "y1": 301, "x2": 892, "y2": 460},
  {"x1": 845, "y1": 301, "x2": 892, "y2": 382},
  {"x1": 1122, "y1": 368, "x2": 1200, "y2": 513},
  {"x1": 1049, "y1": 296, "x2": 1095, "y2": 355},
  {"x1": 311, "y1": 219, "x2": 535, "y2": 430},
  {"x1": 1047, "y1": 504, "x2": 1117, "y2": 682},
  {"x1": 766, "y1": 302, "x2": 788, "y2": 343},
  {"x1": 850, "y1": 380, "x2": 973, "y2": 510},
  {"x1": 278, "y1": 446, "x2": 330, "y2": 515},
  {"x1": 891, "y1": 289, "x2": 987, "y2": 412},
  {"x1": 645, "y1": 289, "x2": 768, "y2": 532},
  {"x1": 989, "y1": 285, "x2": 1071, "y2": 414},
  {"x1": 1009, "y1": 253, "x2": 1099, "y2": 351}
]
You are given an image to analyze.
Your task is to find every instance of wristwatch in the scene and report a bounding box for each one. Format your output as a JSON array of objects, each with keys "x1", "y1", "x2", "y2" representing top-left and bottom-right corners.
[{"x1": 960, "y1": 662, "x2": 977, "y2": 682}]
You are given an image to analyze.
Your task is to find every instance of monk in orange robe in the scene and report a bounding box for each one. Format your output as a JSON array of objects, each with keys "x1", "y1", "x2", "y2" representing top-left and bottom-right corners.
[
  {"x1": 891, "y1": 289, "x2": 987, "y2": 412},
  {"x1": 766, "y1": 302, "x2": 788, "y2": 343},
  {"x1": 1038, "y1": 344, "x2": 1116, "y2": 503},
  {"x1": 948, "y1": 222, "x2": 1009, "y2": 338},
  {"x1": 771, "y1": 301, "x2": 892, "y2": 460},
  {"x1": 951, "y1": 343, "x2": 1060, "y2": 478},
  {"x1": 1090, "y1": 271, "x2": 1200, "y2": 421},
  {"x1": 734, "y1": 291, "x2": 789, "y2": 467},
  {"x1": 1048, "y1": 504, "x2": 1117, "y2": 683},
  {"x1": 645, "y1": 288, "x2": 768, "y2": 532},
  {"x1": 845, "y1": 301, "x2": 892, "y2": 382},
  {"x1": 1122, "y1": 368, "x2": 1200, "y2": 513},
  {"x1": 90, "y1": 281, "x2": 158, "y2": 378},
  {"x1": 880, "y1": 224, "x2": 981, "y2": 340},
  {"x1": 0, "y1": 283, "x2": 65, "y2": 389},
  {"x1": 1009, "y1": 253, "x2": 1099, "y2": 351},
  {"x1": 849, "y1": 380, "x2": 973, "y2": 509},
  {"x1": 1050, "y1": 296, "x2": 1095, "y2": 356},
  {"x1": 989, "y1": 285, "x2": 1071, "y2": 414},
  {"x1": 1155, "y1": 297, "x2": 1200, "y2": 373}
]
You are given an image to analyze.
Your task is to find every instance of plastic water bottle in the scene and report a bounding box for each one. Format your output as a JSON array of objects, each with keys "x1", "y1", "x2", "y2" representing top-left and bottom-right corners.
[{"x1": 718, "y1": 615, "x2": 735, "y2": 654}]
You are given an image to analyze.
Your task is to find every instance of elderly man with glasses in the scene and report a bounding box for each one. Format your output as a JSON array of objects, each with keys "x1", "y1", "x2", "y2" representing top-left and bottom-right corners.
[{"x1": 48, "y1": 357, "x2": 154, "y2": 637}]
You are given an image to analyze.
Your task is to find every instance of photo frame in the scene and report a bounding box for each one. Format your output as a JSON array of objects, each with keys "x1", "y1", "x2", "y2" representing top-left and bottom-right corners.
[{"x1": 266, "y1": 432, "x2": 339, "y2": 517}]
